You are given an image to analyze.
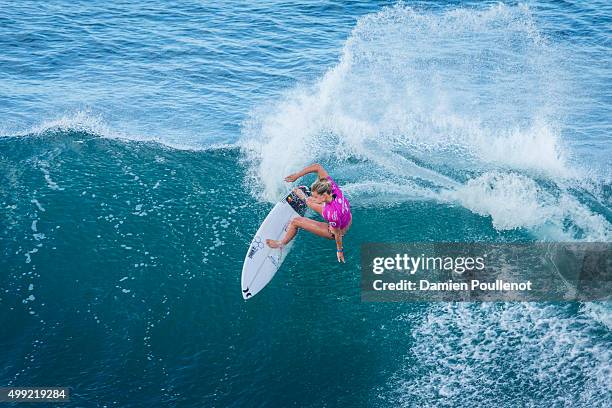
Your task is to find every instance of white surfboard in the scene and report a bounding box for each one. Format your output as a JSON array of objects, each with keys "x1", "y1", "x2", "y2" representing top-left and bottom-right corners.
[{"x1": 241, "y1": 187, "x2": 310, "y2": 299}]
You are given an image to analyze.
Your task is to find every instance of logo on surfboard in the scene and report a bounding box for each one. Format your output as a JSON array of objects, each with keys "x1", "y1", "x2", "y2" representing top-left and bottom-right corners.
[
  {"x1": 268, "y1": 254, "x2": 280, "y2": 268},
  {"x1": 248, "y1": 236, "x2": 264, "y2": 259}
]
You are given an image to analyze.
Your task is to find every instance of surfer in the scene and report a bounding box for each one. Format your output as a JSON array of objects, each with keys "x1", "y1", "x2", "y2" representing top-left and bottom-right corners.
[{"x1": 266, "y1": 163, "x2": 352, "y2": 263}]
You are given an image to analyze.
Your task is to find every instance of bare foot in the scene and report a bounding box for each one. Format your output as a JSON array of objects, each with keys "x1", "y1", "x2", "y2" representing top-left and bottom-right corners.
[{"x1": 266, "y1": 239, "x2": 283, "y2": 249}]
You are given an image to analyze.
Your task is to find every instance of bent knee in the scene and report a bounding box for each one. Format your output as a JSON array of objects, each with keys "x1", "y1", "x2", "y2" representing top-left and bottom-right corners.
[{"x1": 290, "y1": 217, "x2": 306, "y2": 228}]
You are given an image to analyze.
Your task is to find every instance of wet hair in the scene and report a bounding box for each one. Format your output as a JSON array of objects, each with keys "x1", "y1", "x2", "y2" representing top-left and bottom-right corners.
[{"x1": 311, "y1": 177, "x2": 332, "y2": 195}]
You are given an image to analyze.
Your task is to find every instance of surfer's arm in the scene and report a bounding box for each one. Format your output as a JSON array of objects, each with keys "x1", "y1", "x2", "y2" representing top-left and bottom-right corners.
[
  {"x1": 331, "y1": 229, "x2": 345, "y2": 263},
  {"x1": 305, "y1": 197, "x2": 323, "y2": 215},
  {"x1": 284, "y1": 163, "x2": 329, "y2": 182}
]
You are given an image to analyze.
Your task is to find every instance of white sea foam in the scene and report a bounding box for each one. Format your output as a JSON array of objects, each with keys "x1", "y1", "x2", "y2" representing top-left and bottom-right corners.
[
  {"x1": 342, "y1": 180, "x2": 444, "y2": 206},
  {"x1": 581, "y1": 302, "x2": 612, "y2": 331},
  {"x1": 448, "y1": 171, "x2": 611, "y2": 240},
  {"x1": 240, "y1": 3, "x2": 609, "y2": 242},
  {"x1": 25, "y1": 110, "x2": 114, "y2": 139},
  {"x1": 6, "y1": 110, "x2": 234, "y2": 152},
  {"x1": 390, "y1": 303, "x2": 611, "y2": 407},
  {"x1": 241, "y1": 3, "x2": 573, "y2": 201},
  {"x1": 31, "y1": 199, "x2": 45, "y2": 212}
]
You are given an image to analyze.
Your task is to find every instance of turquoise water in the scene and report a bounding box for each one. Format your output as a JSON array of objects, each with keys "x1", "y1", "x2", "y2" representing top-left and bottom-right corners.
[{"x1": 1, "y1": 1, "x2": 611, "y2": 406}]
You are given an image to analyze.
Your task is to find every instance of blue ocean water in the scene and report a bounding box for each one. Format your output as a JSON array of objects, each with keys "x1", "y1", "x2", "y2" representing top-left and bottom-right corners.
[{"x1": 1, "y1": 1, "x2": 610, "y2": 407}]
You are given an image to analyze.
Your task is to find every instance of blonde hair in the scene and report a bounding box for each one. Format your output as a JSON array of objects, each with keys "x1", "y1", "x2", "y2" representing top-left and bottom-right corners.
[{"x1": 311, "y1": 177, "x2": 332, "y2": 195}]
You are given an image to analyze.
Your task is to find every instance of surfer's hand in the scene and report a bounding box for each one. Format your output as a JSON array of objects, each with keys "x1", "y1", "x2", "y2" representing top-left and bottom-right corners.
[
  {"x1": 284, "y1": 173, "x2": 298, "y2": 182},
  {"x1": 293, "y1": 187, "x2": 306, "y2": 199},
  {"x1": 337, "y1": 250, "x2": 345, "y2": 263}
]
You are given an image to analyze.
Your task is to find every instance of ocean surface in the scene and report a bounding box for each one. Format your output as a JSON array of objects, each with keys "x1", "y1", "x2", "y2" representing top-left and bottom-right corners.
[{"x1": 1, "y1": 1, "x2": 611, "y2": 406}]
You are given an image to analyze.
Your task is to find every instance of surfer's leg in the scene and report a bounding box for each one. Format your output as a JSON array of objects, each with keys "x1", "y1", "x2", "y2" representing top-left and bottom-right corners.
[
  {"x1": 290, "y1": 217, "x2": 334, "y2": 240},
  {"x1": 266, "y1": 217, "x2": 332, "y2": 248},
  {"x1": 266, "y1": 218, "x2": 300, "y2": 248}
]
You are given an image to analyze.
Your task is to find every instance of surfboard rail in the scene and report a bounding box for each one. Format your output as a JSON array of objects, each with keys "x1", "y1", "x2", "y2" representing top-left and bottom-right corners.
[{"x1": 241, "y1": 186, "x2": 310, "y2": 299}]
